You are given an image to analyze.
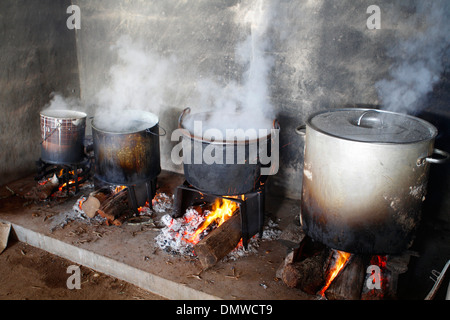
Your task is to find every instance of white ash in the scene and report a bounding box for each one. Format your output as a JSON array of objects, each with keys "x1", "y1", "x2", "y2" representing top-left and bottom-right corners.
[
  {"x1": 155, "y1": 208, "x2": 208, "y2": 256},
  {"x1": 72, "y1": 196, "x2": 103, "y2": 222},
  {"x1": 48, "y1": 196, "x2": 100, "y2": 232},
  {"x1": 152, "y1": 193, "x2": 173, "y2": 213},
  {"x1": 223, "y1": 219, "x2": 281, "y2": 262},
  {"x1": 49, "y1": 192, "x2": 172, "y2": 232},
  {"x1": 155, "y1": 206, "x2": 282, "y2": 261}
]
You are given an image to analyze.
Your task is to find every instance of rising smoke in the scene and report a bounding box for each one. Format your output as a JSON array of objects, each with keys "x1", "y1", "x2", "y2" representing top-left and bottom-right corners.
[
  {"x1": 93, "y1": 35, "x2": 178, "y2": 132},
  {"x1": 43, "y1": 0, "x2": 277, "y2": 137},
  {"x1": 42, "y1": 92, "x2": 83, "y2": 112},
  {"x1": 376, "y1": 1, "x2": 450, "y2": 115},
  {"x1": 182, "y1": 0, "x2": 277, "y2": 137}
]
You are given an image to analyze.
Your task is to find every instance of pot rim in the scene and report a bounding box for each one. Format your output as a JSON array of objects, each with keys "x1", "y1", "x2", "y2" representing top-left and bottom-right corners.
[
  {"x1": 40, "y1": 109, "x2": 87, "y2": 120},
  {"x1": 178, "y1": 108, "x2": 280, "y2": 145},
  {"x1": 306, "y1": 108, "x2": 438, "y2": 145},
  {"x1": 91, "y1": 109, "x2": 160, "y2": 135}
]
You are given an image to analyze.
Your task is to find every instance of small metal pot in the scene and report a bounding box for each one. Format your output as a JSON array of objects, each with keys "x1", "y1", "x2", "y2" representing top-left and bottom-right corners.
[
  {"x1": 297, "y1": 108, "x2": 449, "y2": 254},
  {"x1": 40, "y1": 109, "x2": 87, "y2": 164},
  {"x1": 178, "y1": 107, "x2": 279, "y2": 195},
  {"x1": 92, "y1": 110, "x2": 164, "y2": 186}
]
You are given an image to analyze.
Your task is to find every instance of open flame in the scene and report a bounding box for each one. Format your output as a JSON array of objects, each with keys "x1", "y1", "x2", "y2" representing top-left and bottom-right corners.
[
  {"x1": 318, "y1": 250, "x2": 352, "y2": 297},
  {"x1": 155, "y1": 196, "x2": 241, "y2": 256},
  {"x1": 58, "y1": 172, "x2": 84, "y2": 192},
  {"x1": 114, "y1": 185, "x2": 127, "y2": 193},
  {"x1": 39, "y1": 169, "x2": 83, "y2": 192},
  {"x1": 185, "y1": 197, "x2": 239, "y2": 244}
]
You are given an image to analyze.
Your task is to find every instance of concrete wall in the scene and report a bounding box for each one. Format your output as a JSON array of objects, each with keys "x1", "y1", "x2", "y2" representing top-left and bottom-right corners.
[
  {"x1": 0, "y1": 0, "x2": 80, "y2": 185},
  {"x1": 2, "y1": 0, "x2": 448, "y2": 203},
  {"x1": 73, "y1": 0, "x2": 404, "y2": 200}
]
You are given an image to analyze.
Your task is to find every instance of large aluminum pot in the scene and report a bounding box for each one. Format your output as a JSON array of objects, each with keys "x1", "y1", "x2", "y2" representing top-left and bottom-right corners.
[
  {"x1": 297, "y1": 108, "x2": 449, "y2": 254},
  {"x1": 40, "y1": 109, "x2": 87, "y2": 164},
  {"x1": 178, "y1": 107, "x2": 279, "y2": 195},
  {"x1": 92, "y1": 110, "x2": 163, "y2": 186}
]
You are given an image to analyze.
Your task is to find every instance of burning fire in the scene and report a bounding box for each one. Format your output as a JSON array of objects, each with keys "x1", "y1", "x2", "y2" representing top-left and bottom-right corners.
[
  {"x1": 155, "y1": 196, "x2": 242, "y2": 256},
  {"x1": 114, "y1": 185, "x2": 127, "y2": 193},
  {"x1": 138, "y1": 201, "x2": 150, "y2": 214},
  {"x1": 59, "y1": 175, "x2": 83, "y2": 192},
  {"x1": 318, "y1": 250, "x2": 352, "y2": 297},
  {"x1": 39, "y1": 169, "x2": 83, "y2": 192},
  {"x1": 185, "y1": 197, "x2": 239, "y2": 244}
]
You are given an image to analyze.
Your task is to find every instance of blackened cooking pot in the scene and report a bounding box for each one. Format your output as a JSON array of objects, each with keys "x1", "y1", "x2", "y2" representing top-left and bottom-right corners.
[
  {"x1": 178, "y1": 107, "x2": 279, "y2": 195},
  {"x1": 297, "y1": 108, "x2": 449, "y2": 254},
  {"x1": 40, "y1": 109, "x2": 87, "y2": 164},
  {"x1": 92, "y1": 110, "x2": 163, "y2": 186}
]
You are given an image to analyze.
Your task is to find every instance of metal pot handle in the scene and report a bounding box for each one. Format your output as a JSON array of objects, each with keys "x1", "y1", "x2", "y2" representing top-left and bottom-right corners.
[
  {"x1": 356, "y1": 109, "x2": 381, "y2": 126},
  {"x1": 178, "y1": 107, "x2": 191, "y2": 129},
  {"x1": 295, "y1": 124, "x2": 306, "y2": 136},
  {"x1": 417, "y1": 148, "x2": 450, "y2": 166},
  {"x1": 273, "y1": 119, "x2": 280, "y2": 130},
  {"x1": 146, "y1": 124, "x2": 167, "y2": 137}
]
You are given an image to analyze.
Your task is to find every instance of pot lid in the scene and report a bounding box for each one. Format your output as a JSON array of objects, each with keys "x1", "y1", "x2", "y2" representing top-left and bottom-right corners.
[{"x1": 307, "y1": 108, "x2": 437, "y2": 144}]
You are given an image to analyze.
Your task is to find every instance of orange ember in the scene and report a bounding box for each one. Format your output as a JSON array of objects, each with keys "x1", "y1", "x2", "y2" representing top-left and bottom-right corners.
[
  {"x1": 318, "y1": 250, "x2": 352, "y2": 297},
  {"x1": 369, "y1": 255, "x2": 387, "y2": 293},
  {"x1": 39, "y1": 170, "x2": 84, "y2": 192},
  {"x1": 138, "y1": 201, "x2": 150, "y2": 213},
  {"x1": 58, "y1": 177, "x2": 83, "y2": 191},
  {"x1": 185, "y1": 198, "x2": 239, "y2": 244},
  {"x1": 114, "y1": 185, "x2": 127, "y2": 193},
  {"x1": 78, "y1": 197, "x2": 86, "y2": 210}
]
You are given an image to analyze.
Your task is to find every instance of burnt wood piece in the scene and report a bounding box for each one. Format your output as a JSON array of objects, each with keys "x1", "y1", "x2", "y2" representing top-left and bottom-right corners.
[
  {"x1": 24, "y1": 180, "x2": 59, "y2": 201},
  {"x1": 81, "y1": 187, "x2": 112, "y2": 218},
  {"x1": 194, "y1": 210, "x2": 242, "y2": 270},
  {"x1": 97, "y1": 188, "x2": 133, "y2": 225},
  {"x1": 281, "y1": 250, "x2": 328, "y2": 295},
  {"x1": 326, "y1": 255, "x2": 367, "y2": 300},
  {"x1": 37, "y1": 181, "x2": 59, "y2": 200},
  {"x1": 278, "y1": 235, "x2": 328, "y2": 294},
  {"x1": 361, "y1": 252, "x2": 415, "y2": 300},
  {"x1": 112, "y1": 210, "x2": 134, "y2": 226}
]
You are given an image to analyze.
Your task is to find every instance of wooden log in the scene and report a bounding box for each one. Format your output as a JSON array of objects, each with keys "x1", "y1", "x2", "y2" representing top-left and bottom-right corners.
[
  {"x1": 194, "y1": 210, "x2": 241, "y2": 270},
  {"x1": 37, "y1": 181, "x2": 59, "y2": 200},
  {"x1": 97, "y1": 188, "x2": 130, "y2": 225},
  {"x1": 281, "y1": 251, "x2": 327, "y2": 295},
  {"x1": 325, "y1": 255, "x2": 367, "y2": 300},
  {"x1": 276, "y1": 248, "x2": 298, "y2": 279},
  {"x1": 112, "y1": 209, "x2": 134, "y2": 226},
  {"x1": 81, "y1": 187, "x2": 112, "y2": 218}
]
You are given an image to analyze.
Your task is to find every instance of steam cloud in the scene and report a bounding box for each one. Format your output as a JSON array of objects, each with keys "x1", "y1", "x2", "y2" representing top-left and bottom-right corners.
[
  {"x1": 183, "y1": 0, "x2": 276, "y2": 136},
  {"x1": 42, "y1": 0, "x2": 276, "y2": 138},
  {"x1": 43, "y1": 92, "x2": 83, "y2": 113},
  {"x1": 93, "y1": 35, "x2": 178, "y2": 132},
  {"x1": 376, "y1": 1, "x2": 450, "y2": 115}
]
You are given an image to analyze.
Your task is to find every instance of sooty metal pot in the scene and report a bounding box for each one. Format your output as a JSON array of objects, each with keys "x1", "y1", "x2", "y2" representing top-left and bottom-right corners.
[
  {"x1": 92, "y1": 110, "x2": 163, "y2": 186},
  {"x1": 40, "y1": 109, "x2": 87, "y2": 165},
  {"x1": 178, "y1": 107, "x2": 279, "y2": 195},
  {"x1": 297, "y1": 108, "x2": 449, "y2": 254}
]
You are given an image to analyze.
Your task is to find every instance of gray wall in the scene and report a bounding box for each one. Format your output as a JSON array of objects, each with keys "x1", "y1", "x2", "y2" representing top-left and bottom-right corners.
[
  {"x1": 0, "y1": 0, "x2": 80, "y2": 185},
  {"x1": 1, "y1": 1, "x2": 448, "y2": 204},
  {"x1": 73, "y1": 0, "x2": 410, "y2": 199}
]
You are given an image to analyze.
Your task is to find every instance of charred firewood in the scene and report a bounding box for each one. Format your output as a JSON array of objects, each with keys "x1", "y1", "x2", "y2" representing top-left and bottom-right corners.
[
  {"x1": 194, "y1": 210, "x2": 242, "y2": 270},
  {"x1": 97, "y1": 188, "x2": 132, "y2": 225},
  {"x1": 81, "y1": 187, "x2": 113, "y2": 218}
]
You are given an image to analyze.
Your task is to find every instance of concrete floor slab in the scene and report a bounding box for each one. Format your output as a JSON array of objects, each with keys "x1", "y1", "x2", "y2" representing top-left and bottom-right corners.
[{"x1": 0, "y1": 171, "x2": 310, "y2": 300}]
